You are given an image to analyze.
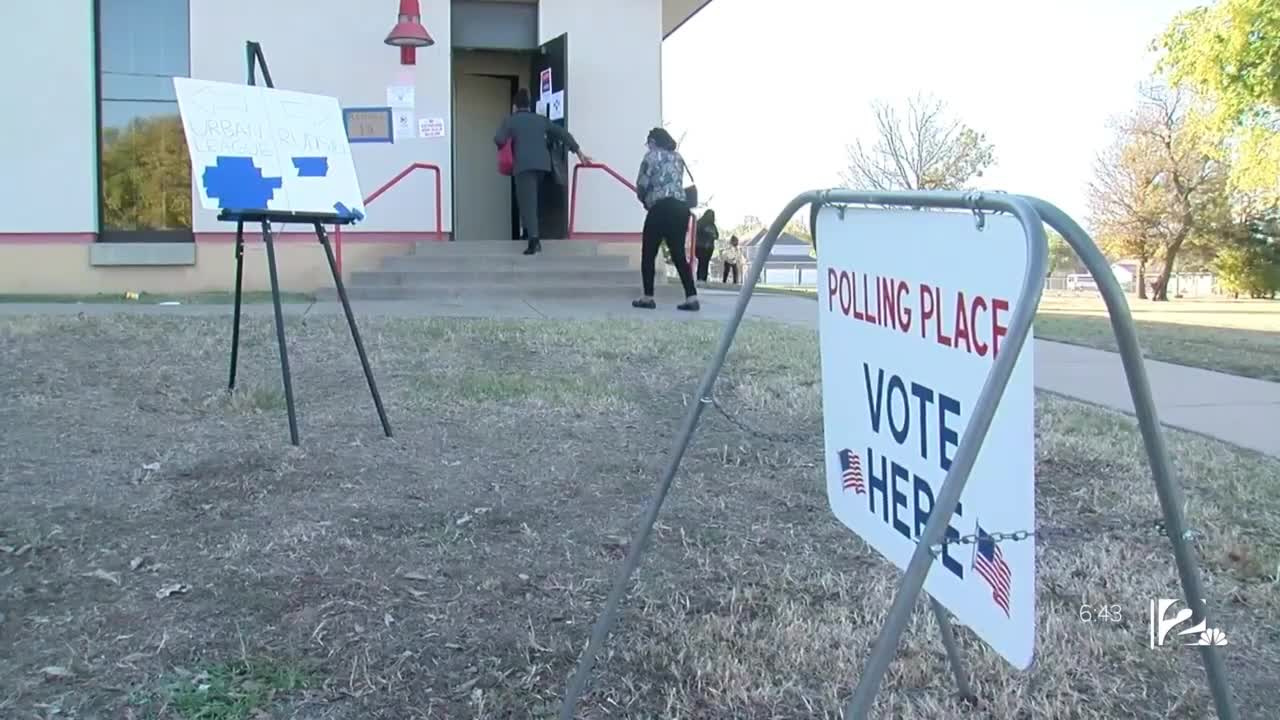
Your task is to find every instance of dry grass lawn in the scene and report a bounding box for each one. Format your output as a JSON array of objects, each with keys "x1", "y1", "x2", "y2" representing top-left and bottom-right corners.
[
  {"x1": 0, "y1": 314, "x2": 1276, "y2": 719},
  {"x1": 1035, "y1": 294, "x2": 1280, "y2": 381}
]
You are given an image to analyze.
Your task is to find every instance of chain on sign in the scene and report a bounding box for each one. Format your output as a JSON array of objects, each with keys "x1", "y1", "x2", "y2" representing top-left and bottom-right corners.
[
  {"x1": 928, "y1": 517, "x2": 1195, "y2": 555},
  {"x1": 701, "y1": 391, "x2": 1198, "y2": 554}
]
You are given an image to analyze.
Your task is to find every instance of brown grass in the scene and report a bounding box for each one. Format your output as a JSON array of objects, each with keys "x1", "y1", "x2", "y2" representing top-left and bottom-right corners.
[{"x1": 0, "y1": 314, "x2": 1275, "y2": 719}]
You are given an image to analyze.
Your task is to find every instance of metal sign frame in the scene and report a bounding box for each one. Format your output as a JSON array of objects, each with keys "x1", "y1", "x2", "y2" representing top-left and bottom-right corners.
[{"x1": 556, "y1": 189, "x2": 1237, "y2": 720}]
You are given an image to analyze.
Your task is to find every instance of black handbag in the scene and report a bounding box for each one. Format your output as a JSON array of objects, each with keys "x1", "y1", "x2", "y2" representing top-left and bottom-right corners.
[{"x1": 679, "y1": 154, "x2": 698, "y2": 209}]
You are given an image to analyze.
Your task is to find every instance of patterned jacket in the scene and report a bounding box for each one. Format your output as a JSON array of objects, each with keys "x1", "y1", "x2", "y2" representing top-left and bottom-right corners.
[{"x1": 635, "y1": 148, "x2": 686, "y2": 210}]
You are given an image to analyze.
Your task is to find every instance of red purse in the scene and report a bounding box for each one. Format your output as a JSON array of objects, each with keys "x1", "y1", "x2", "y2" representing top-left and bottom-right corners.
[{"x1": 497, "y1": 139, "x2": 515, "y2": 176}]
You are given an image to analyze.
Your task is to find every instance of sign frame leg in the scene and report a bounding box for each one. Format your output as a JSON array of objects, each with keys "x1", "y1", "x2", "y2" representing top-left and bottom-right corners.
[
  {"x1": 313, "y1": 222, "x2": 393, "y2": 438},
  {"x1": 930, "y1": 598, "x2": 975, "y2": 703},
  {"x1": 260, "y1": 219, "x2": 300, "y2": 446},
  {"x1": 228, "y1": 220, "x2": 246, "y2": 391},
  {"x1": 1024, "y1": 198, "x2": 1237, "y2": 720}
]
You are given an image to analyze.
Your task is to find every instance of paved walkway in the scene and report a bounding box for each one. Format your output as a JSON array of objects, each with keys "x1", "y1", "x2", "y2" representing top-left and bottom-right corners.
[{"x1": 3, "y1": 291, "x2": 1277, "y2": 457}]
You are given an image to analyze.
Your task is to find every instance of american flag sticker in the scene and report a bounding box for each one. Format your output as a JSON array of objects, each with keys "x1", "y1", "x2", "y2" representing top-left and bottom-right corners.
[
  {"x1": 838, "y1": 448, "x2": 866, "y2": 495},
  {"x1": 972, "y1": 522, "x2": 1012, "y2": 617}
]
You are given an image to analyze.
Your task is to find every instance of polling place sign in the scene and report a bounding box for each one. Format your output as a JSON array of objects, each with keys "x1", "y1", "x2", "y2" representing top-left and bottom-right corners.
[{"x1": 815, "y1": 205, "x2": 1035, "y2": 669}]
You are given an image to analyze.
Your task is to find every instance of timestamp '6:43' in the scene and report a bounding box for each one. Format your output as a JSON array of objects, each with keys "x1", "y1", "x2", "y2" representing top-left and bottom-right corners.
[{"x1": 1079, "y1": 603, "x2": 1123, "y2": 623}]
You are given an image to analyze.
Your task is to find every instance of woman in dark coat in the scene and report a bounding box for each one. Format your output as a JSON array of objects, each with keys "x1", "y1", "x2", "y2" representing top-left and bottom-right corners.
[
  {"x1": 494, "y1": 88, "x2": 591, "y2": 255},
  {"x1": 694, "y1": 209, "x2": 719, "y2": 283}
]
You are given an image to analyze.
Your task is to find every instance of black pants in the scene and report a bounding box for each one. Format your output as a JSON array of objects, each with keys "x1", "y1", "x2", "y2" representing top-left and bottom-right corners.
[
  {"x1": 642, "y1": 198, "x2": 696, "y2": 297},
  {"x1": 722, "y1": 262, "x2": 740, "y2": 284},
  {"x1": 514, "y1": 170, "x2": 545, "y2": 241},
  {"x1": 694, "y1": 245, "x2": 714, "y2": 282}
]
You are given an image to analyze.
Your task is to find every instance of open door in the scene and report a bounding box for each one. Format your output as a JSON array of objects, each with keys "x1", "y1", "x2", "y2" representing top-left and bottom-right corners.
[{"x1": 531, "y1": 33, "x2": 568, "y2": 240}]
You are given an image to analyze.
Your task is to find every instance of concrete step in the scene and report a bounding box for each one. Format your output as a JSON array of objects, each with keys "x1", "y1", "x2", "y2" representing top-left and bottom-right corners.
[
  {"x1": 319, "y1": 283, "x2": 643, "y2": 301},
  {"x1": 412, "y1": 239, "x2": 613, "y2": 257},
  {"x1": 349, "y1": 269, "x2": 635, "y2": 287},
  {"x1": 382, "y1": 253, "x2": 632, "y2": 272}
]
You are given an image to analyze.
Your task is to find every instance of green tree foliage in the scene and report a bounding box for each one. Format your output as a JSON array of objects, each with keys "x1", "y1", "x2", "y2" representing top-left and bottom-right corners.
[
  {"x1": 1157, "y1": 0, "x2": 1280, "y2": 125},
  {"x1": 841, "y1": 94, "x2": 995, "y2": 191},
  {"x1": 1157, "y1": 0, "x2": 1280, "y2": 203},
  {"x1": 1214, "y1": 212, "x2": 1280, "y2": 297},
  {"x1": 101, "y1": 114, "x2": 192, "y2": 230},
  {"x1": 1046, "y1": 229, "x2": 1076, "y2": 275}
]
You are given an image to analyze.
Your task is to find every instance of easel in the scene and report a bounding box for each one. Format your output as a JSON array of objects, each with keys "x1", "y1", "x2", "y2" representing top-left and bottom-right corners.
[{"x1": 223, "y1": 42, "x2": 393, "y2": 446}]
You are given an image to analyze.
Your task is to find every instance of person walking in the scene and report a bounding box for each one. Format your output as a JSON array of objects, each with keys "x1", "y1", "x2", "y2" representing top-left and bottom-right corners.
[
  {"x1": 720, "y1": 235, "x2": 743, "y2": 285},
  {"x1": 632, "y1": 128, "x2": 698, "y2": 311},
  {"x1": 494, "y1": 88, "x2": 591, "y2": 255},
  {"x1": 694, "y1": 209, "x2": 719, "y2": 284}
]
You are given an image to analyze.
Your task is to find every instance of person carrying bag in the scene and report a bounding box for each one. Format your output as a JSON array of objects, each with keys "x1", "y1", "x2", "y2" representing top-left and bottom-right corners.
[{"x1": 632, "y1": 127, "x2": 699, "y2": 311}]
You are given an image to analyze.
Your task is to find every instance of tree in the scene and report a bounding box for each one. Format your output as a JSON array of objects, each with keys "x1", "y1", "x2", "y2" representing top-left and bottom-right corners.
[
  {"x1": 1046, "y1": 229, "x2": 1076, "y2": 276},
  {"x1": 100, "y1": 113, "x2": 192, "y2": 231},
  {"x1": 1157, "y1": 0, "x2": 1280, "y2": 126},
  {"x1": 841, "y1": 94, "x2": 996, "y2": 191},
  {"x1": 1214, "y1": 210, "x2": 1280, "y2": 298},
  {"x1": 1088, "y1": 85, "x2": 1230, "y2": 300},
  {"x1": 1156, "y1": 0, "x2": 1280, "y2": 203},
  {"x1": 1087, "y1": 128, "x2": 1164, "y2": 298}
]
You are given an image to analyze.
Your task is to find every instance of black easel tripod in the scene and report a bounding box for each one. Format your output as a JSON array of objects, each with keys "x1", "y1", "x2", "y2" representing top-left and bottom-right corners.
[{"x1": 223, "y1": 42, "x2": 392, "y2": 446}]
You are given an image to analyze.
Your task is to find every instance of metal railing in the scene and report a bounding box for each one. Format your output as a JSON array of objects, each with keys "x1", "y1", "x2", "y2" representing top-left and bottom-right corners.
[
  {"x1": 567, "y1": 161, "x2": 697, "y2": 266},
  {"x1": 333, "y1": 162, "x2": 443, "y2": 274}
]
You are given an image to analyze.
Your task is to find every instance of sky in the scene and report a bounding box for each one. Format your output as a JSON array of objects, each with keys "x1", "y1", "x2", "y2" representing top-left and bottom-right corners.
[{"x1": 661, "y1": 0, "x2": 1206, "y2": 229}]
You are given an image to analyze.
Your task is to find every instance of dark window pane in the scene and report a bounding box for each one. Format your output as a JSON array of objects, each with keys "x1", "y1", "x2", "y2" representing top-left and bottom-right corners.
[
  {"x1": 99, "y1": 0, "x2": 189, "y2": 78},
  {"x1": 102, "y1": 71, "x2": 177, "y2": 102},
  {"x1": 100, "y1": 101, "x2": 192, "y2": 232}
]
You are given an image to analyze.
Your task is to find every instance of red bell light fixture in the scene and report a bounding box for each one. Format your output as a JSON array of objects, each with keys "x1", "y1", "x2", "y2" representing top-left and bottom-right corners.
[{"x1": 385, "y1": 0, "x2": 434, "y2": 65}]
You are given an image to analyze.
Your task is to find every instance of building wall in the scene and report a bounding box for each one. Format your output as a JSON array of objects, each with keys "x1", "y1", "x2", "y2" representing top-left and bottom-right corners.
[
  {"x1": 540, "y1": 0, "x2": 661, "y2": 236},
  {"x1": 0, "y1": 0, "x2": 97, "y2": 235},
  {"x1": 188, "y1": 0, "x2": 453, "y2": 237},
  {"x1": 0, "y1": 239, "x2": 407, "y2": 295}
]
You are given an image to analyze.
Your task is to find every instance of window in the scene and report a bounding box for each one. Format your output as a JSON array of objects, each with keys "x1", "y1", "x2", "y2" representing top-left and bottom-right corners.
[{"x1": 96, "y1": 0, "x2": 192, "y2": 242}]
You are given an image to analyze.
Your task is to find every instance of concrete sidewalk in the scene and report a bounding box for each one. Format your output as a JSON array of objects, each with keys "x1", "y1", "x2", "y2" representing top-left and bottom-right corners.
[{"x1": 3, "y1": 291, "x2": 1277, "y2": 457}]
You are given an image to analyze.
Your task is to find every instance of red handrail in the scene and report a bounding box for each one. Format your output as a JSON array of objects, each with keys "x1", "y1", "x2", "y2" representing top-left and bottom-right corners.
[
  {"x1": 333, "y1": 162, "x2": 443, "y2": 274},
  {"x1": 567, "y1": 162, "x2": 636, "y2": 239},
  {"x1": 568, "y1": 161, "x2": 697, "y2": 266}
]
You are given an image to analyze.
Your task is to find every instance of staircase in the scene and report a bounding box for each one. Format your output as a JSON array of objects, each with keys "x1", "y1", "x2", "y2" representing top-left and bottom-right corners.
[{"x1": 320, "y1": 239, "x2": 644, "y2": 301}]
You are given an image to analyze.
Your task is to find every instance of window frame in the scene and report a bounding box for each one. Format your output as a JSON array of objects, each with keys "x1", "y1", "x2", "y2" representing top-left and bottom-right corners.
[{"x1": 93, "y1": 0, "x2": 195, "y2": 243}]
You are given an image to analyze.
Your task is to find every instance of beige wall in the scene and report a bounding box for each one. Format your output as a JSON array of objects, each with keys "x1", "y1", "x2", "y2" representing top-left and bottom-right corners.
[
  {"x1": 540, "y1": 0, "x2": 662, "y2": 235},
  {"x1": 0, "y1": 242, "x2": 409, "y2": 296}
]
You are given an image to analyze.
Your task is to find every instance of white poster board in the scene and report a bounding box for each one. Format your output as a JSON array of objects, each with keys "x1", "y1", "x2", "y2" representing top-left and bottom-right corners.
[
  {"x1": 173, "y1": 78, "x2": 365, "y2": 220},
  {"x1": 815, "y1": 206, "x2": 1035, "y2": 669}
]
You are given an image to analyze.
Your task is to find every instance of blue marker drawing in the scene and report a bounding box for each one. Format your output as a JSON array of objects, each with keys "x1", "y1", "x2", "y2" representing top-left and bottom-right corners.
[
  {"x1": 333, "y1": 202, "x2": 365, "y2": 222},
  {"x1": 292, "y1": 156, "x2": 329, "y2": 177},
  {"x1": 202, "y1": 156, "x2": 283, "y2": 210}
]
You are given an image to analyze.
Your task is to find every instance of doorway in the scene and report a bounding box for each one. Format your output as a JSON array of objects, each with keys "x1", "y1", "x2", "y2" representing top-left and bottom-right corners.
[
  {"x1": 451, "y1": 37, "x2": 570, "y2": 242},
  {"x1": 452, "y1": 60, "x2": 520, "y2": 242}
]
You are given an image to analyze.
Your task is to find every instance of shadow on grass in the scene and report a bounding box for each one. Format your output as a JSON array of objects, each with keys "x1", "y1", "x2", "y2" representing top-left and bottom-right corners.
[{"x1": 1035, "y1": 312, "x2": 1280, "y2": 381}]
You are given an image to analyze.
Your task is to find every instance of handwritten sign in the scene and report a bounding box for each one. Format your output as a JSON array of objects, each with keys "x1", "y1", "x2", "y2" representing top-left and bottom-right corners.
[
  {"x1": 344, "y1": 108, "x2": 393, "y2": 143},
  {"x1": 815, "y1": 205, "x2": 1035, "y2": 669},
  {"x1": 173, "y1": 78, "x2": 366, "y2": 220}
]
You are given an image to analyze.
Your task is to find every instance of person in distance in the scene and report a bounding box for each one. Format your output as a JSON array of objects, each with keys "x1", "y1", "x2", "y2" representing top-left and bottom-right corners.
[
  {"x1": 632, "y1": 128, "x2": 698, "y2": 311},
  {"x1": 494, "y1": 88, "x2": 591, "y2": 255},
  {"x1": 694, "y1": 208, "x2": 719, "y2": 285},
  {"x1": 720, "y1": 235, "x2": 743, "y2": 285}
]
